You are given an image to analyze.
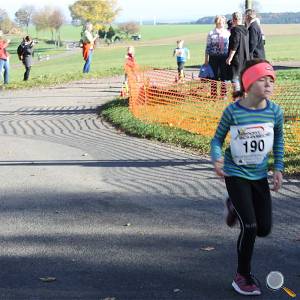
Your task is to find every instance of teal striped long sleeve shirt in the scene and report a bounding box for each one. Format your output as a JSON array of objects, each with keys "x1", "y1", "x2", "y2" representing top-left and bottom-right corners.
[{"x1": 210, "y1": 99, "x2": 284, "y2": 180}]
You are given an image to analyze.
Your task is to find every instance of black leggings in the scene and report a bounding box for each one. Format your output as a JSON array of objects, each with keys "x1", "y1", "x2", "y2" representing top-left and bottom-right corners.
[
  {"x1": 225, "y1": 176, "x2": 272, "y2": 275},
  {"x1": 24, "y1": 66, "x2": 31, "y2": 81},
  {"x1": 177, "y1": 61, "x2": 185, "y2": 75},
  {"x1": 209, "y1": 55, "x2": 228, "y2": 97}
]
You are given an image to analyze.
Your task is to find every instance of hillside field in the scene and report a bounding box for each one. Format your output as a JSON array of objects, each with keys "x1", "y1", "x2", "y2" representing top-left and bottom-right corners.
[{"x1": 3, "y1": 24, "x2": 300, "y2": 87}]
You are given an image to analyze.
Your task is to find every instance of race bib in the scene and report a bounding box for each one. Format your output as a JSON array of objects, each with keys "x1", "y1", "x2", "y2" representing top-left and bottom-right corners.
[
  {"x1": 230, "y1": 123, "x2": 274, "y2": 165},
  {"x1": 175, "y1": 49, "x2": 184, "y2": 57}
]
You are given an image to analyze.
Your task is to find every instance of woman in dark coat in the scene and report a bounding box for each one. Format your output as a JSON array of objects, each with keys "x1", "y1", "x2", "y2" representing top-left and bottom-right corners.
[
  {"x1": 21, "y1": 36, "x2": 34, "y2": 81},
  {"x1": 226, "y1": 12, "x2": 250, "y2": 92}
]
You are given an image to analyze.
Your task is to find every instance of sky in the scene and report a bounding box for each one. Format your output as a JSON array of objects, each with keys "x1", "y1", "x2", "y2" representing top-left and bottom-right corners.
[{"x1": 4, "y1": 0, "x2": 300, "y2": 22}]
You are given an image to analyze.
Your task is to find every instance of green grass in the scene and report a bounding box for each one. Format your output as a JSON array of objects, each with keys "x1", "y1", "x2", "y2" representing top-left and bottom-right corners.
[
  {"x1": 26, "y1": 24, "x2": 82, "y2": 41},
  {"x1": 266, "y1": 35, "x2": 300, "y2": 61},
  {"x1": 5, "y1": 45, "x2": 126, "y2": 89},
  {"x1": 139, "y1": 24, "x2": 211, "y2": 40},
  {"x1": 100, "y1": 99, "x2": 300, "y2": 176},
  {"x1": 24, "y1": 24, "x2": 211, "y2": 42},
  {"x1": 276, "y1": 69, "x2": 300, "y2": 81},
  {"x1": 99, "y1": 98, "x2": 211, "y2": 153},
  {"x1": 6, "y1": 37, "x2": 61, "y2": 65},
  {"x1": 2, "y1": 23, "x2": 299, "y2": 175},
  {"x1": 2, "y1": 24, "x2": 300, "y2": 90}
]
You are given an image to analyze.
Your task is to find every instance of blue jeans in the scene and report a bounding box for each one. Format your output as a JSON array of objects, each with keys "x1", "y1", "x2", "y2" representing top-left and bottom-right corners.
[
  {"x1": 83, "y1": 50, "x2": 93, "y2": 73},
  {"x1": 0, "y1": 59, "x2": 9, "y2": 84},
  {"x1": 232, "y1": 76, "x2": 241, "y2": 92}
]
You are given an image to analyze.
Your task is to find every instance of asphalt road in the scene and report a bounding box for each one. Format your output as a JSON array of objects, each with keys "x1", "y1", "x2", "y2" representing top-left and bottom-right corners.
[{"x1": 0, "y1": 78, "x2": 299, "y2": 300}]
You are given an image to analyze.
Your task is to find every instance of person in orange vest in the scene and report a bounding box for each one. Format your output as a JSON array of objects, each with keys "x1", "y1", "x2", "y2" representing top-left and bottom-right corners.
[
  {"x1": 124, "y1": 46, "x2": 137, "y2": 80},
  {"x1": 81, "y1": 22, "x2": 98, "y2": 73},
  {"x1": 122, "y1": 46, "x2": 138, "y2": 97}
]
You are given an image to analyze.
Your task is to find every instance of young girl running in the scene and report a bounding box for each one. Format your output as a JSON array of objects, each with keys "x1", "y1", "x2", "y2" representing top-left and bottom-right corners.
[
  {"x1": 210, "y1": 59, "x2": 284, "y2": 296},
  {"x1": 173, "y1": 40, "x2": 190, "y2": 80}
]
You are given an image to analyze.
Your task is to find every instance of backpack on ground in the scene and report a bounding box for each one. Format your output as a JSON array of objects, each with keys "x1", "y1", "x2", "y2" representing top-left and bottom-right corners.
[{"x1": 198, "y1": 64, "x2": 214, "y2": 79}]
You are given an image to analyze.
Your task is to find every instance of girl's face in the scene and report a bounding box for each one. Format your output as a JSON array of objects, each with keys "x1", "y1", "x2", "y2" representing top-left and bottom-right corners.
[
  {"x1": 215, "y1": 17, "x2": 225, "y2": 28},
  {"x1": 248, "y1": 76, "x2": 275, "y2": 99},
  {"x1": 128, "y1": 47, "x2": 134, "y2": 54},
  {"x1": 177, "y1": 41, "x2": 183, "y2": 48}
]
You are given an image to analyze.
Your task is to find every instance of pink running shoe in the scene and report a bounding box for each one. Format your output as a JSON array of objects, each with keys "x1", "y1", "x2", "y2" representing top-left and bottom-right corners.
[
  {"x1": 232, "y1": 273, "x2": 262, "y2": 296},
  {"x1": 225, "y1": 197, "x2": 238, "y2": 227}
]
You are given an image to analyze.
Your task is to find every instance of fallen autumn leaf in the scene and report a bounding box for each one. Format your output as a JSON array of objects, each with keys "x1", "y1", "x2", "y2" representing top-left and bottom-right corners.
[
  {"x1": 39, "y1": 277, "x2": 56, "y2": 282},
  {"x1": 200, "y1": 246, "x2": 215, "y2": 251}
]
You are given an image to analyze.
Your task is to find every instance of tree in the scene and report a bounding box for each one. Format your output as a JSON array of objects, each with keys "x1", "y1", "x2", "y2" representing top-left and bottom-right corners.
[
  {"x1": 105, "y1": 25, "x2": 115, "y2": 42},
  {"x1": 48, "y1": 9, "x2": 65, "y2": 46},
  {"x1": 32, "y1": 7, "x2": 65, "y2": 45},
  {"x1": 15, "y1": 6, "x2": 35, "y2": 33},
  {"x1": 0, "y1": 9, "x2": 7, "y2": 23},
  {"x1": 0, "y1": 9, "x2": 14, "y2": 33},
  {"x1": 0, "y1": 17, "x2": 14, "y2": 33},
  {"x1": 118, "y1": 22, "x2": 140, "y2": 38},
  {"x1": 240, "y1": 0, "x2": 261, "y2": 12},
  {"x1": 245, "y1": 0, "x2": 252, "y2": 9},
  {"x1": 32, "y1": 8, "x2": 50, "y2": 34},
  {"x1": 98, "y1": 28, "x2": 106, "y2": 39},
  {"x1": 69, "y1": 0, "x2": 120, "y2": 29}
]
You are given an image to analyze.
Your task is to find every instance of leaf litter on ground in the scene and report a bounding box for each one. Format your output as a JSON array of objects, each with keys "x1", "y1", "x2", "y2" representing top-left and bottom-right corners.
[
  {"x1": 200, "y1": 246, "x2": 215, "y2": 251},
  {"x1": 39, "y1": 277, "x2": 56, "y2": 282}
]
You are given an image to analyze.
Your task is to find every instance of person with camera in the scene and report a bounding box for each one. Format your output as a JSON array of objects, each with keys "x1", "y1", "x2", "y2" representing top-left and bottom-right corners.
[{"x1": 18, "y1": 36, "x2": 35, "y2": 81}]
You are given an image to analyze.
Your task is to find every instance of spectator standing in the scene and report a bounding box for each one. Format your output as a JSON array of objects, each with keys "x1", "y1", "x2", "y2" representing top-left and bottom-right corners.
[
  {"x1": 226, "y1": 12, "x2": 250, "y2": 92},
  {"x1": 173, "y1": 40, "x2": 190, "y2": 80},
  {"x1": 255, "y1": 18, "x2": 265, "y2": 45},
  {"x1": 227, "y1": 19, "x2": 233, "y2": 31},
  {"x1": 205, "y1": 15, "x2": 230, "y2": 97},
  {"x1": 124, "y1": 46, "x2": 137, "y2": 82},
  {"x1": 122, "y1": 46, "x2": 138, "y2": 96},
  {"x1": 19, "y1": 36, "x2": 35, "y2": 81},
  {"x1": 81, "y1": 22, "x2": 98, "y2": 73},
  {"x1": 0, "y1": 30, "x2": 10, "y2": 85},
  {"x1": 245, "y1": 9, "x2": 265, "y2": 59}
]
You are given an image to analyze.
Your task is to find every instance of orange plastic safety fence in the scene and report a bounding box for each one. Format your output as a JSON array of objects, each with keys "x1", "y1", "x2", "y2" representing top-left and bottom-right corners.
[{"x1": 126, "y1": 66, "x2": 300, "y2": 152}]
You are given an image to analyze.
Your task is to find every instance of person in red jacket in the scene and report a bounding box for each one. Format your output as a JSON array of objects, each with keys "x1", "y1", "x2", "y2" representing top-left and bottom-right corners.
[
  {"x1": 122, "y1": 46, "x2": 139, "y2": 97},
  {"x1": 124, "y1": 46, "x2": 137, "y2": 81},
  {"x1": 0, "y1": 30, "x2": 10, "y2": 85}
]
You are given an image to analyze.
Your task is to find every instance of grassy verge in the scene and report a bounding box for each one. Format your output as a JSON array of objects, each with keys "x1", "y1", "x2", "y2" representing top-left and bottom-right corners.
[
  {"x1": 99, "y1": 98, "x2": 211, "y2": 154},
  {"x1": 269, "y1": 152, "x2": 300, "y2": 177},
  {"x1": 1, "y1": 67, "x2": 123, "y2": 90},
  {"x1": 3, "y1": 23, "x2": 300, "y2": 91},
  {"x1": 99, "y1": 99, "x2": 300, "y2": 177}
]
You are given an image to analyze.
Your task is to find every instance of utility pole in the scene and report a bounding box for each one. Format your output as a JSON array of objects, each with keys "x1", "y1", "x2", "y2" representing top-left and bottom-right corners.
[{"x1": 245, "y1": 0, "x2": 252, "y2": 10}]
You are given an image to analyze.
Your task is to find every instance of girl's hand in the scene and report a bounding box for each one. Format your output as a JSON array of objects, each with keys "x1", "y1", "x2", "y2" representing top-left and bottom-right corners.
[
  {"x1": 213, "y1": 158, "x2": 227, "y2": 177},
  {"x1": 272, "y1": 170, "x2": 283, "y2": 192}
]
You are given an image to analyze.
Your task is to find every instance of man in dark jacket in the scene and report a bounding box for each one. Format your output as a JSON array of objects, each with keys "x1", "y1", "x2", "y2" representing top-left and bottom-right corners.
[
  {"x1": 245, "y1": 9, "x2": 265, "y2": 59},
  {"x1": 226, "y1": 12, "x2": 250, "y2": 92}
]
